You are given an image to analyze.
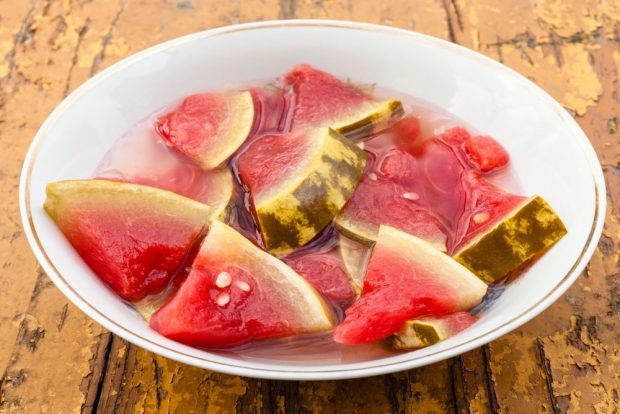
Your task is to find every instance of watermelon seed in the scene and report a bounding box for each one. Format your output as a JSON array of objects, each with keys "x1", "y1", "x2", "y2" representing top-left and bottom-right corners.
[
  {"x1": 216, "y1": 292, "x2": 230, "y2": 306},
  {"x1": 403, "y1": 192, "x2": 419, "y2": 201},
  {"x1": 235, "y1": 280, "x2": 251, "y2": 292},
  {"x1": 216, "y1": 271, "x2": 232, "y2": 288},
  {"x1": 368, "y1": 173, "x2": 378, "y2": 181},
  {"x1": 473, "y1": 212, "x2": 490, "y2": 223}
]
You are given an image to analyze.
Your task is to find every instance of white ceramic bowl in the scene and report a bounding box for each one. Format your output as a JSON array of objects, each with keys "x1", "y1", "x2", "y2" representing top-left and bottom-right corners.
[{"x1": 20, "y1": 20, "x2": 605, "y2": 380}]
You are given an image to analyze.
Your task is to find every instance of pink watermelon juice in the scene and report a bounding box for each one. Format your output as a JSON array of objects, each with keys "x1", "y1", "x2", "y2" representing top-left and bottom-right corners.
[{"x1": 84, "y1": 66, "x2": 534, "y2": 356}]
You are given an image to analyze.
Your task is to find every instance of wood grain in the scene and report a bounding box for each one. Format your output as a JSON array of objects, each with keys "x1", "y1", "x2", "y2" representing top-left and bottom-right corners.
[{"x1": 0, "y1": 1, "x2": 618, "y2": 413}]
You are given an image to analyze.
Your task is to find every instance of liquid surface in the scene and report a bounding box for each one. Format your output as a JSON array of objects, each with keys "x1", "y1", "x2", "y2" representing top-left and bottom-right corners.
[{"x1": 95, "y1": 81, "x2": 520, "y2": 363}]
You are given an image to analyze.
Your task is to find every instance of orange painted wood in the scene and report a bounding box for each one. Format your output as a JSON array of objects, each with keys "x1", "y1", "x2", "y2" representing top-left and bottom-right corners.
[{"x1": 1, "y1": 1, "x2": 617, "y2": 412}]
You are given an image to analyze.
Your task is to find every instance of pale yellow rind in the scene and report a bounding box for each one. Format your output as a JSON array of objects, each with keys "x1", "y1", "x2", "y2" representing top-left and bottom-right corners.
[
  {"x1": 134, "y1": 294, "x2": 170, "y2": 321},
  {"x1": 335, "y1": 215, "x2": 378, "y2": 244},
  {"x1": 204, "y1": 166, "x2": 235, "y2": 220},
  {"x1": 203, "y1": 221, "x2": 335, "y2": 331},
  {"x1": 453, "y1": 196, "x2": 567, "y2": 283},
  {"x1": 377, "y1": 225, "x2": 488, "y2": 310},
  {"x1": 199, "y1": 91, "x2": 254, "y2": 170},
  {"x1": 338, "y1": 235, "x2": 371, "y2": 292},
  {"x1": 44, "y1": 179, "x2": 217, "y2": 227}
]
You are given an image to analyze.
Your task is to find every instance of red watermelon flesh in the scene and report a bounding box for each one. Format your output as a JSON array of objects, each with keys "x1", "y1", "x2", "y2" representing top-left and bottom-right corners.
[
  {"x1": 155, "y1": 91, "x2": 254, "y2": 170},
  {"x1": 151, "y1": 264, "x2": 295, "y2": 347},
  {"x1": 284, "y1": 65, "x2": 401, "y2": 137},
  {"x1": 285, "y1": 64, "x2": 371, "y2": 128},
  {"x1": 376, "y1": 148, "x2": 419, "y2": 187},
  {"x1": 336, "y1": 176, "x2": 447, "y2": 249},
  {"x1": 456, "y1": 170, "x2": 525, "y2": 250},
  {"x1": 150, "y1": 221, "x2": 334, "y2": 348},
  {"x1": 333, "y1": 226, "x2": 487, "y2": 344},
  {"x1": 366, "y1": 127, "x2": 524, "y2": 253},
  {"x1": 285, "y1": 248, "x2": 357, "y2": 308},
  {"x1": 44, "y1": 180, "x2": 215, "y2": 301},
  {"x1": 464, "y1": 136, "x2": 510, "y2": 172},
  {"x1": 236, "y1": 131, "x2": 310, "y2": 198},
  {"x1": 414, "y1": 129, "x2": 524, "y2": 251}
]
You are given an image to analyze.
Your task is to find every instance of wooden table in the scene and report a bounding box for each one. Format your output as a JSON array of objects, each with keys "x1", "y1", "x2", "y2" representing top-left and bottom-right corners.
[{"x1": 1, "y1": 1, "x2": 618, "y2": 412}]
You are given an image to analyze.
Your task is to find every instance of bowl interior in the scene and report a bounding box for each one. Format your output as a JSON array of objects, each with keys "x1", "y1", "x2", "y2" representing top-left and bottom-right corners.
[{"x1": 22, "y1": 21, "x2": 603, "y2": 379}]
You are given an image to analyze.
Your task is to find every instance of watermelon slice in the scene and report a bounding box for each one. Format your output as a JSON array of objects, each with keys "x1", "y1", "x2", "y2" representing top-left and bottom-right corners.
[
  {"x1": 335, "y1": 176, "x2": 447, "y2": 250},
  {"x1": 95, "y1": 123, "x2": 233, "y2": 215},
  {"x1": 391, "y1": 312, "x2": 478, "y2": 350},
  {"x1": 149, "y1": 221, "x2": 335, "y2": 348},
  {"x1": 285, "y1": 248, "x2": 357, "y2": 308},
  {"x1": 333, "y1": 226, "x2": 487, "y2": 345},
  {"x1": 155, "y1": 91, "x2": 254, "y2": 170},
  {"x1": 237, "y1": 127, "x2": 367, "y2": 256},
  {"x1": 454, "y1": 195, "x2": 567, "y2": 283},
  {"x1": 367, "y1": 128, "x2": 565, "y2": 281},
  {"x1": 454, "y1": 170, "x2": 526, "y2": 251},
  {"x1": 285, "y1": 65, "x2": 403, "y2": 139},
  {"x1": 44, "y1": 180, "x2": 216, "y2": 301}
]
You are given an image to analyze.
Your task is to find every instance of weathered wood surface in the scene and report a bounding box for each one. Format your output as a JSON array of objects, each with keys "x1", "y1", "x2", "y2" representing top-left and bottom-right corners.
[{"x1": 0, "y1": 1, "x2": 618, "y2": 412}]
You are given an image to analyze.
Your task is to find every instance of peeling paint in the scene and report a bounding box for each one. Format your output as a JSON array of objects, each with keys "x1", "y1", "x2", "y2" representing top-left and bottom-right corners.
[
  {"x1": 1, "y1": 0, "x2": 619, "y2": 413},
  {"x1": 534, "y1": 0, "x2": 601, "y2": 37}
]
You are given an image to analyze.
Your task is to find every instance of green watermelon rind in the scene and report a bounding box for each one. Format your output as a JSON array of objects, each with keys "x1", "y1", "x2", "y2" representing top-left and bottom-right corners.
[{"x1": 334, "y1": 99, "x2": 404, "y2": 141}]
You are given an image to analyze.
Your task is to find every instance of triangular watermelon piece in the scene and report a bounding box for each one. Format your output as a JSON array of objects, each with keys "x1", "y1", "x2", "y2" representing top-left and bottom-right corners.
[
  {"x1": 454, "y1": 195, "x2": 567, "y2": 283},
  {"x1": 455, "y1": 170, "x2": 526, "y2": 251},
  {"x1": 155, "y1": 91, "x2": 254, "y2": 170},
  {"x1": 284, "y1": 65, "x2": 403, "y2": 139},
  {"x1": 237, "y1": 127, "x2": 367, "y2": 256},
  {"x1": 333, "y1": 226, "x2": 487, "y2": 345},
  {"x1": 149, "y1": 221, "x2": 335, "y2": 348},
  {"x1": 365, "y1": 128, "x2": 525, "y2": 253},
  {"x1": 44, "y1": 180, "x2": 216, "y2": 301}
]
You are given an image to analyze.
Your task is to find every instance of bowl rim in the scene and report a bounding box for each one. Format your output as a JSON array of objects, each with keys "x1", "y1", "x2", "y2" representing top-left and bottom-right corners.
[{"x1": 19, "y1": 19, "x2": 606, "y2": 380}]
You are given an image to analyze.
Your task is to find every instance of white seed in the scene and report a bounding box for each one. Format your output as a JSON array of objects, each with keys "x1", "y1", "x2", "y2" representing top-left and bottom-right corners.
[
  {"x1": 473, "y1": 212, "x2": 490, "y2": 223},
  {"x1": 235, "y1": 280, "x2": 251, "y2": 292},
  {"x1": 216, "y1": 292, "x2": 230, "y2": 307},
  {"x1": 215, "y1": 271, "x2": 232, "y2": 288},
  {"x1": 403, "y1": 192, "x2": 419, "y2": 201},
  {"x1": 368, "y1": 172, "x2": 378, "y2": 181}
]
